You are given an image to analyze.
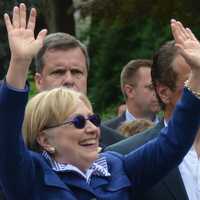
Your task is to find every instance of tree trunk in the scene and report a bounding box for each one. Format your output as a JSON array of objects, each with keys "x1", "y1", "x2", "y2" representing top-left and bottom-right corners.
[{"x1": 41, "y1": 0, "x2": 75, "y2": 35}]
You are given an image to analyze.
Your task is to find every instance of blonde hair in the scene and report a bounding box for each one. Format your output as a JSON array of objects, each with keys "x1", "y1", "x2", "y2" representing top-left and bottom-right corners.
[
  {"x1": 23, "y1": 87, "x2": 92, "y2": 151},
  {"x1": 118, "y1": 119, "x2": 154, "y2": 137}
]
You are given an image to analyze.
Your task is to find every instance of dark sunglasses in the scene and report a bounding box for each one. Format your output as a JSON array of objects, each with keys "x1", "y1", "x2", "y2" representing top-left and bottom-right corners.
[{"x1": 44, "y1": 114, "x2": 101, "y2": 130}]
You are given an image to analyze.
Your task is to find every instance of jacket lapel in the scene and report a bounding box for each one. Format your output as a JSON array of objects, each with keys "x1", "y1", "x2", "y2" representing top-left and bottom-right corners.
[
  {"x1": 163, "y1": 168, "x2": 189, "y2": 200},
  {"x1": 114, "y1": 112, "x2": 126, "y2": 128},
  {"x1": 153, "y1": 121, "x2": 189, "y2": 200},
  {"x1": 157, "y1": 120, "x2": 188, "y2": 199},
  {"x1": 34, "y1": 153, "x2": 69, "y2": 191}
]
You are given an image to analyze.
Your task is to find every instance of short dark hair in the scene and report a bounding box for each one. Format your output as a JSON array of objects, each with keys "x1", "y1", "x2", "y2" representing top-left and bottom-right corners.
[
  {"x1": 151, "y1": 40, "x2": 180, "y2": 109},
  {"x1": 120, "y1": 59, "x2": 152, "y2": 98},
  {"x1": 35, "y1": 32, "x2": 89, "y2": 73}
]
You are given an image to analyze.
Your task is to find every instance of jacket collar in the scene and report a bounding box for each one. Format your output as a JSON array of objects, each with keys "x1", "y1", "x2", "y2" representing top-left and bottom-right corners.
[{"x1": 35, "y1": 152, "x2": 111, "y2": 192}]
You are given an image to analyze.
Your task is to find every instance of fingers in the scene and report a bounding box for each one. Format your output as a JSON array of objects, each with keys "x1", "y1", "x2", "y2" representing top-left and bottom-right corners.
[
  {"x1": 171, "y1": 19, "x2": 198, "y2": 44},
  {"x1": 27, "y1": 8, "x2": 36, "y2": 31},
  {"x1": 36, "y1": 29, "x2": 48, "y2": 42},
  {"x1": 19, "y1": 3, "x2": 27, "y2": 29},
  {"x1": 4, "y1": 13, "x2": 12, "y2": 33},
  {"x1": 171, "y1": 19, "x2": 181, "y2": 43},
  {"x1": 5, "y1": 3, "x2": 36, "y2": 31},
  {"x1": 171, "y1": 19, "x2": 189, "y2": 60},
  {"x1": 176, "y1": 21, "x2": 190, "y2": 40},
  {"x1": 171, "y1": 19, "x2": 187, "y2": 44},
  {"x1": 186, "y1": 28, "x2": 198, "y2": 42},
  {"x1": 12, "y1": 6, "x2": 20, "y2": 28}
]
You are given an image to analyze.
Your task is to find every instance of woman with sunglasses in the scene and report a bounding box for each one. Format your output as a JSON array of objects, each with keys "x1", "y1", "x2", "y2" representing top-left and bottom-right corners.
[{"x1": 1, "y1": 3, "x2": 200, "y2": 200}]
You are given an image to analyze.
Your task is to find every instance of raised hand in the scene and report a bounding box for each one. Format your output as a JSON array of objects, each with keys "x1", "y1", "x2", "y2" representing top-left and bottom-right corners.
[
  {"x1": 4, "y1": 3, "x2": 47, "y2": 89},
  {"x1": 4, "y1": 3, "x2": 47, "y2": 61},
  {"x1": 171, "y1": 19, "x2": 200, "y2": 71}
]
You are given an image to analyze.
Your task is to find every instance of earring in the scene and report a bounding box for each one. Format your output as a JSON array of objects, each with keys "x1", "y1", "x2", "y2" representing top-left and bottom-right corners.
[{"x1": 48, "y1": 147, "x2": 56, "y2": 154}]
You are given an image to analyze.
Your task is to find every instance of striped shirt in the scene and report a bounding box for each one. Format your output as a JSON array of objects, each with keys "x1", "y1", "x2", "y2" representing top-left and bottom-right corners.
[{"x1": 42, "y1": 151, "x2": 111, "y2": 184}]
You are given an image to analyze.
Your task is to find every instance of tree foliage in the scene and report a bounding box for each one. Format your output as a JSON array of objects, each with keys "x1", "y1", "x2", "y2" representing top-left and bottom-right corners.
[
  {"x1": 85, "y1": 0, "x2": 200, "y2": 116},
  {"x1": 1, "y1": 0, "x2": 200, "y2": 117},
  {"x1": 0, "y1": 0, "x2": 75, "y2": 79}
]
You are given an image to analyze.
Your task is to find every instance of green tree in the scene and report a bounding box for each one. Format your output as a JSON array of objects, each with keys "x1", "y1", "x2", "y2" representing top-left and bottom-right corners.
[
  {"x1": 83, "y1": 0, "x2": 200, "y2": 117},
  {"x1": 0, "y1": 0, "x2": 75, "y2": 85}
]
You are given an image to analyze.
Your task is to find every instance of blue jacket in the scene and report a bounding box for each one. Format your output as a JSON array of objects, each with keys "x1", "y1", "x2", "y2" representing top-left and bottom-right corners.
[{"x1": 0, "y1": 82, "x2": 200, "y2": 200}]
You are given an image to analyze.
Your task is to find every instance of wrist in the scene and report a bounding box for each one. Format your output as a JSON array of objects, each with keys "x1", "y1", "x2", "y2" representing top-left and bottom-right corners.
[
  {"x1": 6, "y1": 57, "x2": 31, "y2": 90},
  {"x1": 185, "y1": 79, "x2": 200, "y2": 99},
  {"x1": 10, "y1": 56, "x2": 32, "y2": 66}
]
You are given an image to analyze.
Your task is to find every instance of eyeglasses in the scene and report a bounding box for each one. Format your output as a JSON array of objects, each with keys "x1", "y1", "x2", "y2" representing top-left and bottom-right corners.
[{"x1": 44, "y1": 114, "x2": 101, "y2": 130}]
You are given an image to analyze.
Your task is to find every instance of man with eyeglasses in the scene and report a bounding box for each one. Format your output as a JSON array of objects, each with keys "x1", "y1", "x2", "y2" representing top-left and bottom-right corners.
[{"x1": 104, "y1": 59, "x2": 160, "y2": 130}]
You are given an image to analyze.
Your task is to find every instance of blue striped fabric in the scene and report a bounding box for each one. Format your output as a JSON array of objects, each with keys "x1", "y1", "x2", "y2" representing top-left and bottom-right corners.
[{"x1": 42, "y1": 151, "x2": 111, "y2": 184}]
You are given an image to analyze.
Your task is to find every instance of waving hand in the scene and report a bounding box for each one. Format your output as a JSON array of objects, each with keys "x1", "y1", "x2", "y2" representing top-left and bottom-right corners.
[{"x1": 4, "y1": 3, "x2": 47, "y2": 89}]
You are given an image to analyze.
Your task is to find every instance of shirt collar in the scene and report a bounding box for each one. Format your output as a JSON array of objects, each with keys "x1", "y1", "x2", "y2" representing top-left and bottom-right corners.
[
  {"x1": 125, "y1": 109, "x2": 159, "y2": 124},
  {"x1": 125, "y1": 109, "x2": 136, "y2": 122},
  {"x1": 164, "y1": 119, "x2": 168, "y2": 127},
  {"x1": 42, "y1": 151, "x2": 110, "y2": 184}
]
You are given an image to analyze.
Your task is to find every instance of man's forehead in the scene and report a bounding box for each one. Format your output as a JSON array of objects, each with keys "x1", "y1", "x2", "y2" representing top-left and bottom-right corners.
[
  {"x1": 43, "y1": 47, "x2": 85, "y2": 58},
  {"x1": 47, "y1": 65, "x2": 85, "y2": 72},
  {"x1": 137, "y1": 67, "x2": 151, "y2": 80},
  {"x1": 42, "y1": 49, "x2": 87, "y2": 70}
]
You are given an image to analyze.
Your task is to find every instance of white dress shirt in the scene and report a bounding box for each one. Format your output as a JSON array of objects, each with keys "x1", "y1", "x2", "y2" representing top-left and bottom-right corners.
[
  {"x1": 125, "y1": 109, "x2": 159, "y2": 124},
  {"x1": 165, "y1": 120, "x2": 200, "y2": 200},
  {"x1": 179, "y1": 147, "x2": 200, "y2": 200},
  {"x1": 125, "y1": 110, "x2": 137, "y2": 122}
]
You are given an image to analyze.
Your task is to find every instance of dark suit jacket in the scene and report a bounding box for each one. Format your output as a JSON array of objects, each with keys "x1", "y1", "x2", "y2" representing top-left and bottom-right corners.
[
  {"x1": 103, "y1": 112, "x2": 126, "y2": 130},
  {"x1": 100, "y1": 124, "x2": 125, "y2": 148},
  {"x1": 105, "y1": 121, "x2": 164, "y2": 154},
  {"x1": 105, "y1": 120, "x2": 189, "y2": 200}
]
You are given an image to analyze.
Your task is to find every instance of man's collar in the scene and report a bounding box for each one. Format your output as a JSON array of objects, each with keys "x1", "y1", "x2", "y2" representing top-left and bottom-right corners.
[{"x1": 125, "y1": 109, "x2": 136, "y2": 122}]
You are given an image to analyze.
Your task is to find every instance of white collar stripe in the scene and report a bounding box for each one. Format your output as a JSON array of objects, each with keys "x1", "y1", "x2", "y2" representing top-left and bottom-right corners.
[{"x1": 42, "y1": 151, "x2": 110, "y2": 184}]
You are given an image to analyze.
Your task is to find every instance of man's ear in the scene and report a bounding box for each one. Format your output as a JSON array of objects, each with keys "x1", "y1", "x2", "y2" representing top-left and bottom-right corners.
[
  {"x1": 34, "y1": 73, "x2": 43, "y2": 92},
  {"x1": 123, "y1": 84, "x2": 135, "y2": 99},
  {"x1": 36, "y1": 132, "x2": 55, "y2": 154},
  {"x1": 156, "y1": 84, "x2": 171, "y2": 104}
]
